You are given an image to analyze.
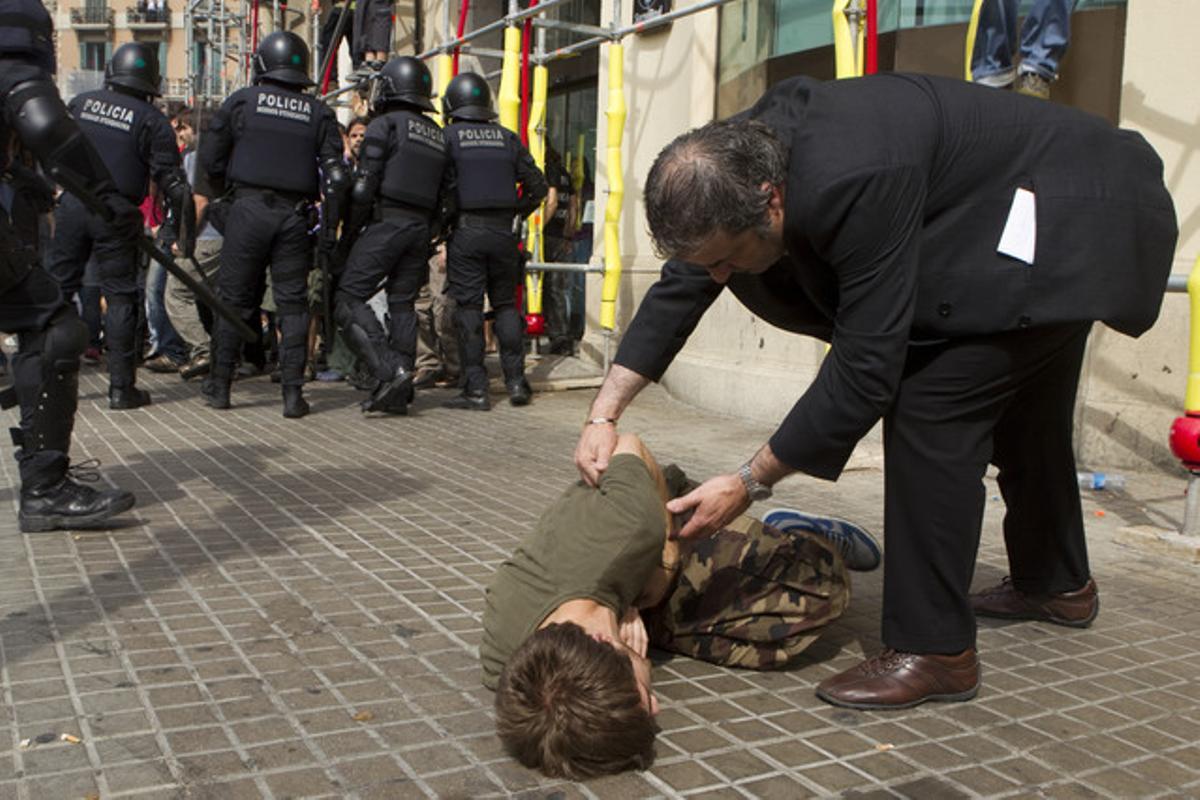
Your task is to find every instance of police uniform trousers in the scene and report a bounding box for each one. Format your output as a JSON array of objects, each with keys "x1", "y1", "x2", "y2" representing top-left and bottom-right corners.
[
  {"x1": 881, "y1": 322, "x2": 1092, "y2": 655},
  {"x1": 446, "y1": 213, "x2": 525, "y2": 394},
  {"x1": 335, "y1": 207, "x2": 431, "y2": 382},
  {"x1": 0, "y1": 257, "x2": 86, "y2": 492},
  {"x1": 212, "y1": 190, "x2": 312, "y2": 388},
  {"x1": 45, "y1": 192, "x2": 140, "y2": 389}
]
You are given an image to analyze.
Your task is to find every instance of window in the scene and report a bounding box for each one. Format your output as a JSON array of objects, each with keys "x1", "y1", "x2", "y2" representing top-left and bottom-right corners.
[{"x1": 80, "y1": 41, "x2": 110, "y2": 71}]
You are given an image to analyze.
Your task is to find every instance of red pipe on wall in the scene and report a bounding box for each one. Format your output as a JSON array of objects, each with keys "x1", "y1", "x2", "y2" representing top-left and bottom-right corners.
[
  {"x1": 519, "y1": 0, "x2": 537, "y2": 146},
  {"x1": 249, "y1": 0, "x2": 260, "y2": 74},
  {"x1": 865, "y1": 0, "x2": 878, "y2": 74},
  {"x1": 452, "y1": 0, "x2": 470, "y2": 75}
]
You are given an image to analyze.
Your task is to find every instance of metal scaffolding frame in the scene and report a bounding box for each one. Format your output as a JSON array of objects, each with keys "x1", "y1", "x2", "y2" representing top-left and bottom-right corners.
[{"x1": 182, "y1": 0, "x2": 252, "y2": 107}]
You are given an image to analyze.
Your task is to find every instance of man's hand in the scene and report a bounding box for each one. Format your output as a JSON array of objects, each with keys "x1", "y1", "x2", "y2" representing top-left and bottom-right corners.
[
  {"x1": 574, "y1": 364, "x2": 651, "y2": 485},
  {"x1": 574, "y1": 422, "x2": 618, "y2": 487},
  {"x1": 619, "y1": 608, "x2": 649, "y2": 658},
  {"x1": 666, "y1": 473, "x2": 750, "y2": 540}
]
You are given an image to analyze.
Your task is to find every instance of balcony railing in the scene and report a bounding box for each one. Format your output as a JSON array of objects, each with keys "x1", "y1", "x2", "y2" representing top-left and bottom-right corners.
[
  {"x1": 125, "y1": 4, "x2": 170, "y2": 26},
  {"x1": 69, "y1": 5, "x2": 114, "y2": 26},
  {"x1": 161, "y1": 77, "x2": 189, "y2": 100}
]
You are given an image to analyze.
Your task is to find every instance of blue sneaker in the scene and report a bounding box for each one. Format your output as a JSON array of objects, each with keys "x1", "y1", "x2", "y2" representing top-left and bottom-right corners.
[{"x1": 763, "y1": 507, "x2": 881, "y2": 572}]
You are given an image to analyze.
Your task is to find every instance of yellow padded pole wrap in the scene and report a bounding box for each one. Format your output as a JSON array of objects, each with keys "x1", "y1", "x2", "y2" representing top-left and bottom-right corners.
[
  {"x1": 498, "y1": 26, "x2": 522, "y2": 134},
  {"x1": 433, "y1": 52, "x2": 453, "y2": 127},
  {"x1": 572, "y1": 132, "x2": 585, "y2": 194},
  {"x1": 524, "y1": 64, "x2": 548, "y2": 314},
  {"x1": 964, "y1": 0, "x2": 984, "y2": 81},
  {"x1": 599, "y1": 42, "x2": 625, "y2": 331},
  {"x1": 831, "y1": 0, "x2": 862, "y2": 79},
  {"x1": 1185, "y1": 256, "x2": 1200, "y2": 413}
]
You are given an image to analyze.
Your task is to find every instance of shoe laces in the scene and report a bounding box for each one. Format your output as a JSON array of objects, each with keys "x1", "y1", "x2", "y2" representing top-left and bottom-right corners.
[
  {"x1": 66, "y1": 458, "x2": 102, "y2": 483},
  {"x1": 857, "y1": 649, "x2": 912, "y2": 677}
]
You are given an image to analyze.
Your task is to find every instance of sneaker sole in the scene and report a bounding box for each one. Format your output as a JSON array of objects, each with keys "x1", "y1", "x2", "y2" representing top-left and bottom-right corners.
[
  {"x1": 763, "y1": 508, "x2": 881, "y2": 571},
  {"x1": 815, "y1": 682, "x2": 979, "y2": 711},
  {"x1": 19, "y1": 493, "x2": 137, "y2": 533}
]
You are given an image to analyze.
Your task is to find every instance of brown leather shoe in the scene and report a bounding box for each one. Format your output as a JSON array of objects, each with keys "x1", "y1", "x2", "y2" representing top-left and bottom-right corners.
[
  {"x1": 971, "y1": 577, "x2": 1098, "y2": 628},
  {"x1": 816, "y1": 648, "x2": 980, "y2": 710}
]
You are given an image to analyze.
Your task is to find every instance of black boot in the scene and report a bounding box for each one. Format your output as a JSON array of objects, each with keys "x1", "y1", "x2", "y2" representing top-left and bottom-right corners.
[
  {"x1": 283, "y1": 386, "x2": 310, "y2": 419},
  {"x1": 202, "y1": 376, "x2": 231, "y2": 409},
  {"x1": 443, "y1": 389, "x2": 490, "y2": 411},
  {"x1": 506, "y1": 378, "x2": 532, "y2": 407},
  {"x1": 19, "y1": 477, "x2": 136, "y2": 533},
  {"x1": 361, "y1": 367, "x2": 413, "y2": 415},
  {"x1": 109, "y1": 385, "x2": 152, "y2": 410}
]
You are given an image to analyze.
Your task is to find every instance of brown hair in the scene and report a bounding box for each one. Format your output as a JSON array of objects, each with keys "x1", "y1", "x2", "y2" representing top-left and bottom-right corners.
[{"x1": 494, "y1": 622, "x2": 656, "y2": 779}]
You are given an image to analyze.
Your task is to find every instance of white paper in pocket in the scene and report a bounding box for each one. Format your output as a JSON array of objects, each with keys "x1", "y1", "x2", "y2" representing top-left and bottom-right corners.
[{"x1": 997, "y1": 187, "x2": 1036, "y2": 265}]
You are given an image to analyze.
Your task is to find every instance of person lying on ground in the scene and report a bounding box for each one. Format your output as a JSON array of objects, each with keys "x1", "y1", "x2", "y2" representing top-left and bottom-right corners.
[{"x1": 481, "y1": 432, "x2": 880, "y2": 780}]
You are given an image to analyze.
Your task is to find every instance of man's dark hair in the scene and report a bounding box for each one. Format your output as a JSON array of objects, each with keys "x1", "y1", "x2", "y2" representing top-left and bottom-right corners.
[
  {"x1": 348, "y1": 116, "x2": 369, "y2": 132},
  {"x1": 494, "y1": 622, "x2": 656, "y2": 780},
  {"x1": 644, "y1": 119, "x2": 787, "y2": 259}
]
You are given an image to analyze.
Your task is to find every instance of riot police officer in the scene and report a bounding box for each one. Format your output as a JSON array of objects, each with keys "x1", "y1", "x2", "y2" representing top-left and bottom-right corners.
[
  {"x1": 0, "y1": 0, "x2": 137, "y2": 531},
  {"x1": 46, "y1": 41, "x2": 195, "y2": 410},
  {"x1": 442, "y1": 72, "x2": 547, "y2": 410},
  {"x1": 199, "y1": 31, "x2": 347, "y2": 418},
  {"x1": 334, "y1": 56, "x2": 449, "y2": 415}
]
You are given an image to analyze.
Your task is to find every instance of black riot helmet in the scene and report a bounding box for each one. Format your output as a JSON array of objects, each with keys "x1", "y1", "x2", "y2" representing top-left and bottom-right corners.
[
  {"x1": 105, "y1": 42, "x2": 162, "y2": 97},
  {"x1": 442, "y1": 72, "x2": 497, "y2": 122},
  {"x1": 0, "y1": 0, "x2": 56, "y2": 74},
  {"x1": 253, "y1": 31, "x2": 314, "y2": 87},
  {"x1": 377, "y1": 56, "x2": 435, "y2": 112}
]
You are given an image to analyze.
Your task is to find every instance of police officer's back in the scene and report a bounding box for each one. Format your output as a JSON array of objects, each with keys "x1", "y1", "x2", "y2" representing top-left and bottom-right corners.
[
  {"x1": 0, "y1": 0, "x2": 136, "y2": 531},
  {"x1": 442, "y1": 72, "x2": 547, "y2": 411},
  {"x1": 334, "y1": 56, "x2": 449, "y2": 415},
  {"x1": 46, "y1": 41, "x2": 193, "y2": 410},
  {"x1": 199, "y1": 30, "x2": 346, "y2": 418}
]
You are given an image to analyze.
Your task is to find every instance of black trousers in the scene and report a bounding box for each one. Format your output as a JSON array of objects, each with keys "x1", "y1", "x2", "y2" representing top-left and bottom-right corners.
[
  {"x1": 446, "y1": 220, "x2": 525, "y2": 393},
  {"x1": 46, "y1": 193, "x2": 140, "y2": 389},
  {"x1": 882, "y1": 323, "x2": 1093, "y2": 654},
  {"x1": 336, "y1": 212, "x2": 431, "y2": 380},
  {"x1": 0, "y1": 264, "x2": 81, "y2": 490},
  {"x1": 213, "y1": 192, "x2": 312, "y2": 388}
]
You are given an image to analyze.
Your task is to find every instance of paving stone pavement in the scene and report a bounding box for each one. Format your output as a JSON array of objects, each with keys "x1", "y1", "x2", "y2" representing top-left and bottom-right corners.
[{"x1": 2, "y1": 365, "x2": 1199, "y2": 799}]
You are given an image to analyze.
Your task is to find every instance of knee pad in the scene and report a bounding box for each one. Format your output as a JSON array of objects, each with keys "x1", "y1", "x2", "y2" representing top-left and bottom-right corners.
[{"x1": 23, "y1": 307, "x2": 87, "y2": 376}]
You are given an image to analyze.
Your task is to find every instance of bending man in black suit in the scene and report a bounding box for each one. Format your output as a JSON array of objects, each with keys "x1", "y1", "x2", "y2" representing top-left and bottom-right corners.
[{"x1": 574, "y1": 73, "x2": 1177, "y2": 710}]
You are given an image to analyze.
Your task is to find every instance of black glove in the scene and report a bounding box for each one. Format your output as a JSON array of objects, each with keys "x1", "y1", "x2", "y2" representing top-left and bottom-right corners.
[{"x1": 100, "y1": 193, "x2": 143, "y2": 240}]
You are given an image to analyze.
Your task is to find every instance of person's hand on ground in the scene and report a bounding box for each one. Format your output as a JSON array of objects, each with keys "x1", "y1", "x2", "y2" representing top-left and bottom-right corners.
[{"x1": 666, "y1": 473, "x2": 749, "y2": 540}]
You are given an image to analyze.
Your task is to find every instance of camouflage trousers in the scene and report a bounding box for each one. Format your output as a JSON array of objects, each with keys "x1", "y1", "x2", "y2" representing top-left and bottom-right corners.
[{"x1": 642, "y1": 513, "x2": 850, "y2": 670}]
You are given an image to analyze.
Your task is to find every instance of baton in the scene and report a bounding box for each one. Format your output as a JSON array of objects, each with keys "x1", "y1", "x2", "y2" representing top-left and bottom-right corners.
[{"x1": 50, "y1": 166, "x2": 259, "y2": 344}]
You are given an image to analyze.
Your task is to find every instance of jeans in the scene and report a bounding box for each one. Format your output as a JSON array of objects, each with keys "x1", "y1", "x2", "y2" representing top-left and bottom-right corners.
[
  {"x1": 145, "y1": 259, "x2": 188, "y2": 362},
  {"x1": 971, "y1": 0, "x2": 1077, "y2": 84}
]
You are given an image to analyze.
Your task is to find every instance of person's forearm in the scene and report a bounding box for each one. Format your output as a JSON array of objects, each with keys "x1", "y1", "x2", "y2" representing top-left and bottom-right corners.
[
  {"x1": 747, "y1": 442, "x2": 795, "y2": 487},
  {"x1": 588, "y1": 363, "x2": 650, "y2": 421}
]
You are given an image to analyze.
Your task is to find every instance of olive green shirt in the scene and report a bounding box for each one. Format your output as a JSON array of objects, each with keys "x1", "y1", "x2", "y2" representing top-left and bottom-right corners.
[{"x1": 479, "y1": 454, "x2": 666, "y2": 690}]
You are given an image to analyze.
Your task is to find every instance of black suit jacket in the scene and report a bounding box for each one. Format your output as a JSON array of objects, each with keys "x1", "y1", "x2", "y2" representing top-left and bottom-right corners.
[{"x1": 615, "y1": 73, "x2": 1177, "y2": 480}]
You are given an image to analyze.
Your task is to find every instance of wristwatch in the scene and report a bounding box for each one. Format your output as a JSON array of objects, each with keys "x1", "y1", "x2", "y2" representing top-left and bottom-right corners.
[{"x1": 737, "y1": 462, "x2": 773, "y2": 502}]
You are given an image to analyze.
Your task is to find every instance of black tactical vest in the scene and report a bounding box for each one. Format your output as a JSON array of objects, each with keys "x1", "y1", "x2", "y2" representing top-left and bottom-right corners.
[
  {"x1": 446, "y1": 122, "x2": 518, "y2": 211},
  {"x1": 378, "y1": 110, "x2": 446, "y2": 210},
  {"x1": 72, "y1": 89, "x2": 152, "y2": 201},
  {"x1": 227, "y1": 85, "x2": 323, "y2": 196}
]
